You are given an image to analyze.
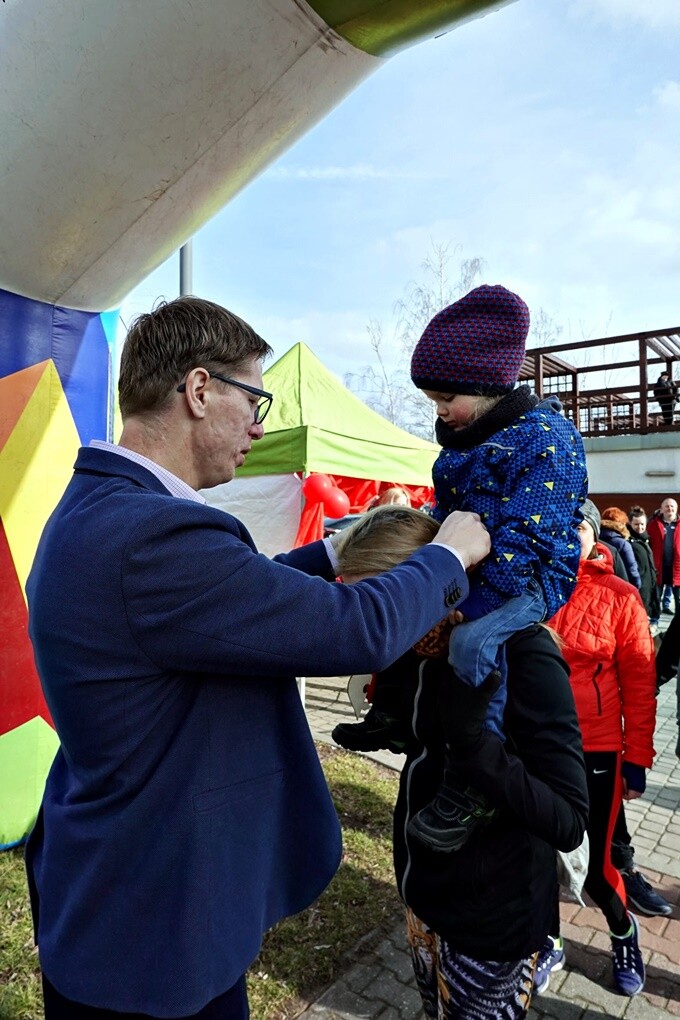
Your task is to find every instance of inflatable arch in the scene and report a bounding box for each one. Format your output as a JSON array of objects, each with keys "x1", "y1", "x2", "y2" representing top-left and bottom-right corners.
[{"x1": 0, "y1": 0, "x2": 512, "y2": 846}]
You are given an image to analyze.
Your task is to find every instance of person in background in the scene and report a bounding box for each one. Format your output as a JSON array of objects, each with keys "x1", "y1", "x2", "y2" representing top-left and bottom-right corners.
[
  {"x1": 647, "y1": 497, "x2": 680, "y2": 616},
  {"x1": 536, "y1": 500, "x2": 657, "y2": 997},
  {"x1": 656, "y1": 612, "x2": 680, "y2": 759},
  {"x1": 605, "y1": 510, "x2": 672, "y2": 918},
  {"x1": 369, "y1": 486, "x2": 411, "y2": 508},
  {"x1": 653, "y1": 371, "x2": 677, "y2": 426},
  {"x1": 600, "y1": 507, "x2": 641, "y2": 590},
  {"x1": 628, "y1": 506, "x2": 661, "y2": 629},
  {"x1": 335, "y1": 505, "x2": 588, "y2": 1020},
  {"x1": 24, "y1": 296, "x2": 490, "y2": 1020}
]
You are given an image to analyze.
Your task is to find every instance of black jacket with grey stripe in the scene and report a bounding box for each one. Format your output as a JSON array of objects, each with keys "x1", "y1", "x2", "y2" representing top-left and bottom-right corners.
[{"x1": 391, "y1": 625, "x2": 588, "y2": 960}]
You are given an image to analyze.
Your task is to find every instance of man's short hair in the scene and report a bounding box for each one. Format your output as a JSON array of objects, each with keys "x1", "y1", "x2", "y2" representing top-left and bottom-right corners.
[{"x1": 118, "y1": 296, "x2": 272, "y2": 418}]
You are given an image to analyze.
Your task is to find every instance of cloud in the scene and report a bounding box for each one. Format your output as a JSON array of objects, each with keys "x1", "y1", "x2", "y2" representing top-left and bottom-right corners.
[
  {"x1": 251, "y1": 309, "x2": 378, "y2": 380},
  {"x1": 269, "y1": 163, "x2": 434, "y2": 182},
  {"x1": 571, "y1": 0, "x2": 680, "y2": 30},
  {"x1": 654, "y1": 80, "x2": 680, "y2": 110}
]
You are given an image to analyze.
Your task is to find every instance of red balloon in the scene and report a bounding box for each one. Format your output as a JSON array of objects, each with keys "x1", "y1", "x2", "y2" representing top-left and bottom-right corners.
[
  {"x1": 323, "y1": 487, "x2": 350, "y2": 518},
  {"x1": 302, "y1": 473, "x2": 333, "y2": 503}
]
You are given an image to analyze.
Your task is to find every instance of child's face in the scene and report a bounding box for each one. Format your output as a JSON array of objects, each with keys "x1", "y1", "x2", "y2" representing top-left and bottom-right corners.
[{"x1": 422, "y1": 390, "x2": 480, "y2": 430}]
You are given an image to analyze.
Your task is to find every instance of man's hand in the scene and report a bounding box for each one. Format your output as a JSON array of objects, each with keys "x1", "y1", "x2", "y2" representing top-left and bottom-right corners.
[{"x1": 432, "y1": 511, "x2": 490, "y2": 571}]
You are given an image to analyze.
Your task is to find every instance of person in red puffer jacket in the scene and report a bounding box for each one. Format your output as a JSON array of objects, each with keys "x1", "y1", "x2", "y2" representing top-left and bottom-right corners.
[{"x1": 534, "y1": 499, "x2": 657, "y2": 999}]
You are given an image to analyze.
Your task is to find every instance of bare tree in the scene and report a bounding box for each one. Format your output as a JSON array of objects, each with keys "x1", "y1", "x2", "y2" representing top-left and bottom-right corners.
[
  {"x1": 345, "y1": 242, "x2": 485, "y2": 440},
  {"x1": 529, "y1": 307, "x2": 563, "y2": 348}
]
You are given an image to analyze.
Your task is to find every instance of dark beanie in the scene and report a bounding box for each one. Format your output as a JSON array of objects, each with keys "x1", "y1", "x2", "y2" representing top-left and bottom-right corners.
[{"x1": 410, "y1": 284, "x2": 530, "y2": 395}]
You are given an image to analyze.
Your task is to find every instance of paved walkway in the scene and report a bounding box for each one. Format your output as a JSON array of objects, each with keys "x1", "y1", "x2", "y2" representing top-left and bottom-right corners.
[{"x1": 300, "y1": 619, "x2": 680, "y2": 1019}]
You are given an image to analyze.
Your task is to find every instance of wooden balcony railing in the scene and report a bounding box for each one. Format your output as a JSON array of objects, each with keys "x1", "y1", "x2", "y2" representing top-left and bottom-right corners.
[{"x1": 521, "y1": 326, "x2": 680, "y2": 439}]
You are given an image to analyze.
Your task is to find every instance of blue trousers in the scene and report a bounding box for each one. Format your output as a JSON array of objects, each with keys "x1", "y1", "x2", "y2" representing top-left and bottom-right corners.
[{"x1": 448, "y1": 581, "x2": 546, "y2": 741}]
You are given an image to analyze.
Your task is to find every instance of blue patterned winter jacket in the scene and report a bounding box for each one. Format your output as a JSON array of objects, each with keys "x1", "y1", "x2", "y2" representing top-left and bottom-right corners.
[{"x1": 431, "y1": 392, "x2": 588, "y2": 619}]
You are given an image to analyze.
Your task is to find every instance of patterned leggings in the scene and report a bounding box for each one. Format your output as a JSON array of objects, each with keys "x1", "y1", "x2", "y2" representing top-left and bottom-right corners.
[{"x1": 405, "y1": 910, "x2": 537, "y2": 1019}]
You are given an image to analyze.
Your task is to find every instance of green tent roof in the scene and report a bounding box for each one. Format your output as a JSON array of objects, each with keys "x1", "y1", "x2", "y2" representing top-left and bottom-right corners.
[{"x1": 236, "y1": 342, "x2": 438, "y2": 486}]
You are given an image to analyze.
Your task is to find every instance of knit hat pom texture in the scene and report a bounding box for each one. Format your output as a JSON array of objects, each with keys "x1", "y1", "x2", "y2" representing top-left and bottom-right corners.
[{"x1": 410, "y1": 284, "x2": 530, "y2": 395}]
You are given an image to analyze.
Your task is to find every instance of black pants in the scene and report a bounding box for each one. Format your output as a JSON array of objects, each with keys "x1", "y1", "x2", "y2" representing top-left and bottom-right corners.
[
  {"x1": 42, "y1": 975, "x2": 249, "y2": 1020},
  {"x1": 659, "y1": 400, "x2": 675, "y2": 426},
  {"x1": 611, "y1": 803, "x2": 635, "y2": 871},
  {"x1": 551, "y1": 751, "x2": 629, "y2": 938}
]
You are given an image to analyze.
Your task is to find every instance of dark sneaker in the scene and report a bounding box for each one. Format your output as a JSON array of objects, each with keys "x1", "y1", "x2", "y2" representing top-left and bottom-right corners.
[
  {"x1": 407, "y1": 783, "x2": 495, "y2": 853},
  {"x1": 331, "y1": 710, "x2": 406, "y2": 753},
  {"x1": 533, "y1": 935, "x2": 565, "y2": 996},
  {"x1": 622, "y1": 869, "x2": 673, "y2": 916},
  {"x1": 611, "y1": 913, "x2": 645, "y2": 996}
]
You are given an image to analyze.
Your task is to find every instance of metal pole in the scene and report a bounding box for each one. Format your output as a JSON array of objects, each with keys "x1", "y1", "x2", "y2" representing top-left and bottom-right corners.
[{"x1": 179, "y1": 240, "x2": 193, "y2": 295}]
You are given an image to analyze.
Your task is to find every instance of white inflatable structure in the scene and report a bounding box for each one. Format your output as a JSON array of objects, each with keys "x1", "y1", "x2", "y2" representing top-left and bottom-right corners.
[{"x1": 0, "y1": 0, "x2": 512, "y2": 846}]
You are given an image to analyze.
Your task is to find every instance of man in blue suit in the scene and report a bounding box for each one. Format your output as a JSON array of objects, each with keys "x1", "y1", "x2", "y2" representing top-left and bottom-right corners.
[{"x1": 26, "y1": 296, "x2": 489, "y2": 1019}]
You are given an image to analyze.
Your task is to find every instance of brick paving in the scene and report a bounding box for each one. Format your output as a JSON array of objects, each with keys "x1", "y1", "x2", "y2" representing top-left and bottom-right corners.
[{"x1": 300, "y1": 617, "x2": 680, "y2": 1019}]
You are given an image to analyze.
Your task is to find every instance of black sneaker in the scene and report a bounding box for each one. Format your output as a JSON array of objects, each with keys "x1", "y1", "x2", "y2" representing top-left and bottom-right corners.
[
  {"x1": 407, "y1": 782, "x2": 495, "y2": 853},
  {"x1": 622, "y1": 869, "x2": 673, "y2": 917},
  {"x1": 331, "y1": 709, "x2": 406, "y2": 753}
]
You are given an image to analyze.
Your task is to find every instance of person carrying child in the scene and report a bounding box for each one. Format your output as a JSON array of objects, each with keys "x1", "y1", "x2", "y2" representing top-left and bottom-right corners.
[
  {"x1": 333, "y1": 505, "x2": 588, "y2": 1018},
  {"x1": 333, "y1": 284, "x2": 588, "y2": 853}
]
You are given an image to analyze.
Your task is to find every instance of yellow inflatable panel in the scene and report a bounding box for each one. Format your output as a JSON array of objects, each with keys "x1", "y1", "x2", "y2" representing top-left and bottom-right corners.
[{"x1": 0, "y1": 362, "x2": 81, "y2": 598}]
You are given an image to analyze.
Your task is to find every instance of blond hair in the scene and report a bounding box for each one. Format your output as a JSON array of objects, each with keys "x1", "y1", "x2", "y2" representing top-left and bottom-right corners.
[
  {"x1": 370, "y1": 487, "x2": 411, "y2": 509},
  {"x1": 335, "y1": 506, "x2": 439, "y2": 577},
  {"x1": 470, "y1": 394, "x2": 502, "y2": 422}
]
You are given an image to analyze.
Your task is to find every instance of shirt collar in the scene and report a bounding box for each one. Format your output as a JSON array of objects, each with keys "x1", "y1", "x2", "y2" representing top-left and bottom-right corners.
[{"x1": 89, "y1": 440, "x2": 206, "y2": 503}]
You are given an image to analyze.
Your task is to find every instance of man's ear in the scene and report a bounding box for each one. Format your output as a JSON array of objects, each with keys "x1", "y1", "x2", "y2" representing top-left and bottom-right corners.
[{"x1": 181, "y1": 367, "x2": 211, "y2": 419}]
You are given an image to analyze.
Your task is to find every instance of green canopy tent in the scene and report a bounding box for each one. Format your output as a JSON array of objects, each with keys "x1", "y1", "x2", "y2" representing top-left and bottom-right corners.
[{"x1": 203, "y1": 342, "x2": 438, "y2": 555}]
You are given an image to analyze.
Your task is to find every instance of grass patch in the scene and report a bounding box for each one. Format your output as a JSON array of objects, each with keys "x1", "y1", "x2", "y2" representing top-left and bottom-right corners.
[
  {"x1": 0, "y1": 849, "x2": 41, "y2": 1020},
  {"x1": 0, "y1": 745, "x2": 401, "y2": 1020}
]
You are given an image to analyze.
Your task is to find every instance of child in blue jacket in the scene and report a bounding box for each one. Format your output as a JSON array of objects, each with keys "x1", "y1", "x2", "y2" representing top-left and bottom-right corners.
[{"x1": 333, "y1": 284, "x2": 588, "y2": 852}]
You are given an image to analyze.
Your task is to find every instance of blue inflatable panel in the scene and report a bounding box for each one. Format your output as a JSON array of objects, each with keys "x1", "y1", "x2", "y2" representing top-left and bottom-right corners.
[{"x1": 0, "y1": 289, "x2": 113, "y2": 444}]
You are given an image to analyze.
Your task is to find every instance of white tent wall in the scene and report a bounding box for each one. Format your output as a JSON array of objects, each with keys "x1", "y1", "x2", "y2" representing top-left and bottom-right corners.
[{"x1": 203, "y1": 475, "x2": 303, "y2": 557}]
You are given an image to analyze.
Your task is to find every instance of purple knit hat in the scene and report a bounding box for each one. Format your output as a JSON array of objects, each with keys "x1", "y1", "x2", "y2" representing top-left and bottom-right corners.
[{"x1": 410, "y1": 284, "x2": 531, "y2": 395}]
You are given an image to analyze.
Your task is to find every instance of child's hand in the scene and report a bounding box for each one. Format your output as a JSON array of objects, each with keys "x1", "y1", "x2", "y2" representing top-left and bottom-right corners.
[{"x1": 447, "y1": 609, "x2": 465, "y2": 626}]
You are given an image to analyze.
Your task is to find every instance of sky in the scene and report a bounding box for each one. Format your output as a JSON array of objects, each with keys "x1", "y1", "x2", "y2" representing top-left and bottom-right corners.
[{"x1": 116, "y1": 0, "x2": 680, "y2": 387}]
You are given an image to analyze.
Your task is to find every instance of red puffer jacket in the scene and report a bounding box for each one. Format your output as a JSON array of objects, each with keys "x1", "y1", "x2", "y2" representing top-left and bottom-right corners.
[
  {"x1": 549, "y1": 548, "x2": 656, "y2": 766},
  {"x1": 647, "y1": 512, "x2": 680, "y2": 586}
]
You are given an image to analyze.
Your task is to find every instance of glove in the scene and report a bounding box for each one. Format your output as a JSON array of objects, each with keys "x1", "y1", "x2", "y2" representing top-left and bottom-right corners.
[
  {"x1": 621, "y1": 761, "x2": 646, "y2": 795},
  {"x1": 437, "y1": 669, "x2": 502, "y2": 758}
]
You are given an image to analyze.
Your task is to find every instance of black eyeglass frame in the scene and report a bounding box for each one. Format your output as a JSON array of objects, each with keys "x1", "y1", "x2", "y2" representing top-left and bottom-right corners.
[{"x1": 177, "y1": 372, "x2": 273, "y2": 424}]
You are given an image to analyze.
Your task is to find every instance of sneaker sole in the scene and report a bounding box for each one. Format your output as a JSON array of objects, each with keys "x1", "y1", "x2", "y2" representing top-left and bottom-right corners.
[
  {"x1": 407, "y1": 825, "x2": 470, "y2": 853},
  {"x1": 331, "y1": 727, "x2": 400, "y2": 753},
  {"x1": 625, "y1": 893, "x2": 673, "y2": 918}
]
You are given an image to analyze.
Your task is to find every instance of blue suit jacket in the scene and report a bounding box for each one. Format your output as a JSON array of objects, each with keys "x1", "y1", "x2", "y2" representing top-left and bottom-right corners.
[{"x1": 26, "y1": 448, "x2": 467, "y2": 1015}]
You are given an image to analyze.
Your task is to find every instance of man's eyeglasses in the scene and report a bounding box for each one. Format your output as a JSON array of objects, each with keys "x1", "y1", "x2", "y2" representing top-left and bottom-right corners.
[{"x1": 177, "y1": 372, "x2": 273, "y2": 425}]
